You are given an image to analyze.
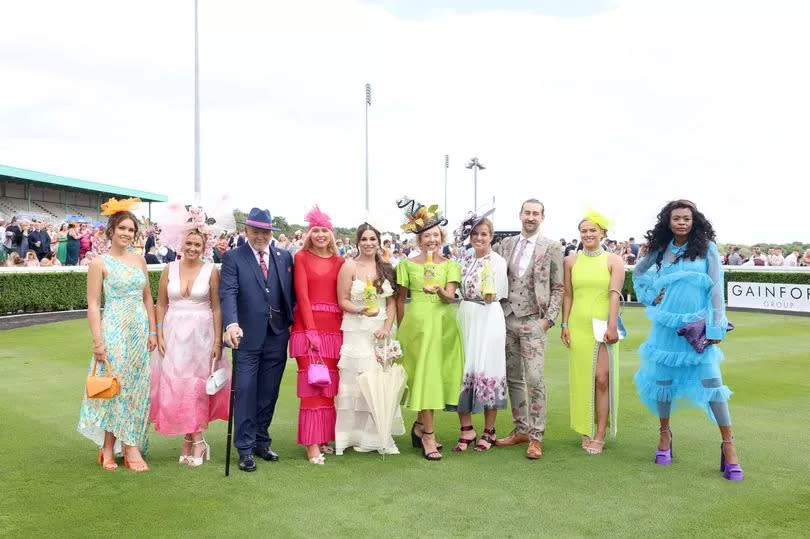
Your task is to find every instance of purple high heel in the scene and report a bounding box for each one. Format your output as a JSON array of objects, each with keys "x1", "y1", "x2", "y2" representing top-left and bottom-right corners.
[
  {"x1": 655, "y1": 427, "x2": 673, "y2": 466},
  {"x1": 720, "y1": 438, "x2": 744, "y2": 481}
]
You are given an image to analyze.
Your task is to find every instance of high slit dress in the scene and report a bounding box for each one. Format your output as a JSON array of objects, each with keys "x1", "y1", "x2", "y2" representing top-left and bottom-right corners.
[{"x1": 567, "y1": 251, "x2": 619, "y2": 438}]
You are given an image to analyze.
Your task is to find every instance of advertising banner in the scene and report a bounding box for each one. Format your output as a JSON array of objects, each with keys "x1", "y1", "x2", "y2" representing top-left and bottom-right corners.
[{"x1": 727, "y1": 282, "x2": 810, "y2": 313}]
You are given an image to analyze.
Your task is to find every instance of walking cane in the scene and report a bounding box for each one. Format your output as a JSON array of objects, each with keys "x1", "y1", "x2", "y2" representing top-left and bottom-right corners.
[{"x1": 225, "y1": 345, "x2": 238, "y2": 477}]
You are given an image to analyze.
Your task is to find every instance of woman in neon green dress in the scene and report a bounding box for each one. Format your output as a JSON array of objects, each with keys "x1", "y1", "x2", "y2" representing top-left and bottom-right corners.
[
  {"x1": 560, "y1": 212, "x2": 625, "y2": 455},
  {"x1": 395, "y1": 197, "x2": 464, "y2": 461}
]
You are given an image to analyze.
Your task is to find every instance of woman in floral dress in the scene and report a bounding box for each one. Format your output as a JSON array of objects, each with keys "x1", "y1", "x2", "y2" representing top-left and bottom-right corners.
[
  {"x1": 453, "y1": 214, "x2": 508, "y2": 452},
  {"x1": 78, "y1": 198, "x2": 157, "y2": 472}
]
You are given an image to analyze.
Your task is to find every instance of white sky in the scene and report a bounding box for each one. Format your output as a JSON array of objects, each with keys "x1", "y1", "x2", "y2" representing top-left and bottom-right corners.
[{"x1": 1, "y1": 0, "x2": 809, "y2": 243}]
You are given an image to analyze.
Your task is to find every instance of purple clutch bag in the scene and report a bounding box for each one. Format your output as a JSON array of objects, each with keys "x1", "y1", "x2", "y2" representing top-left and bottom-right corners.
[{"x1": 676, "y1": 319, "x2": 734, "y2": 353}]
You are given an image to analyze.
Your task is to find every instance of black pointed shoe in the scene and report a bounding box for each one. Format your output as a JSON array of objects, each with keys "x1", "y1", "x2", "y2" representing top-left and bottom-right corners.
[
  {"x1": 253, "y1": 447, "x2": 279, "y2": 462},
  {"x1": 239, "y1": 455, "x2": 257, "y2": 472}
]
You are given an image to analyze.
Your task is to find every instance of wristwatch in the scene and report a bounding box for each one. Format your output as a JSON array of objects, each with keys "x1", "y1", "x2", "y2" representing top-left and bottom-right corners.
[{"x1": 544, "y1": 318, "x2": 555, "y2": 329}]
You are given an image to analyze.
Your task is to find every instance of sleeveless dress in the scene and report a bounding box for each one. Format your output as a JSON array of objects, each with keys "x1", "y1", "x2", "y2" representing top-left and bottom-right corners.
[
  {"x1": 335, "y1": 278, "x2": 404, "y2": 455},
  {"x1": 455, "y1": 251, "x2": 509, "y2": 413},
  {"x1": 149, "y1": 261, "x2": 230, "y2": 435},
  {"x1": 289, "y1": 250, "x2": 345, "y2": 445},
  {"x1": 568, "y1": 251, "x2": 620, "y2": 438},
  {"x1": 396, "y1": 258, "x2": 464, "y2": 411},
  {"x1": 66, "y1": 233, "x2": 79, "y2": 265},
  {"x1": 77, "y1": 255, "x2": 151, "y2": 452},
  {"x1": 632, "y1": 241, "x2": 731, "y2": 420},
  {"x1": 56, "y1": 232, "x2": 68, "y2": 264}
]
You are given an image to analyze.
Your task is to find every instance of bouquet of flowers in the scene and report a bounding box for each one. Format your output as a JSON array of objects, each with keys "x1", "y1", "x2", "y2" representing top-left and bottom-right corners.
[{"x1": 374, "y1": 338, "x2": 403, "y2": 369}]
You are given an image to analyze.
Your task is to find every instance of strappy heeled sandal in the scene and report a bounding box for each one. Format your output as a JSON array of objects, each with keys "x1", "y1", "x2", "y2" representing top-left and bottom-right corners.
[
  {"x1": 655, "y1": 427, "x2": 673, "y2": 466},
  {"x1": 421, "y1": 431, "x2": 443, "y2": 461},
  {"x1": 720, "y1": 437, "x2": 744, "y2": 481},
  {"x1": 179, "y1": 436, "x2": 193, "y2": 464},
  {"x1": 411, "y1": 421, "x2": 443, "y2": 450},
  {"x1": 319, "y1": 444, "x2": 335, "y2": 455},
  {"x1": 309, "y1": 453, "x2": 326, "y2": 465},
  {"x1": 97, "y1": 448, "x2": 117, "y2": 471},
  {"x1": 187, "y1": 439, "x2": 211, "y2": 467},
  {"x1": 452, "y1": 425, "x2": 477, "y2": 452},
  {"x1": 123, "y1": 448, "x2": 149, "y2": 473},
  {"x1": 581, "y1": 435, "x2": 591, "y2": 449},
  {"x1": 584, "y1": 438, "x2": 605, "y2": 455},
  {"x1": 474, "y1": 428, "x2": 496, "y2": 452}
]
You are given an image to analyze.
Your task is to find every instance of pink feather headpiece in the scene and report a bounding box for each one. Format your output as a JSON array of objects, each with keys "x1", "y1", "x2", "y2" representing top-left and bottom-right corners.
[{"x1": 304, "y1": 205, "x2": 334, "y2": 231}]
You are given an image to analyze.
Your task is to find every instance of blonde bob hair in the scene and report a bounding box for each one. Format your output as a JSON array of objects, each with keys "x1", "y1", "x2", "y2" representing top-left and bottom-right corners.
[
  {"x1": 302, "y1": 226, "x2": 339, "y2": 255},
  {"x1": 416, "y1": 225, "x2": 447, "y2": 248}
]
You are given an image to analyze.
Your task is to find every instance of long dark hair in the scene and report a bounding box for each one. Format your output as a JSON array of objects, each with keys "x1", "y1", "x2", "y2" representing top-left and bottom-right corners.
[
  {"x1": 355, "y1": 223, "x2": 394, "y2": 293},
  {"x1": 644, "y1": 199, "x2": 716, "y2": 269}
]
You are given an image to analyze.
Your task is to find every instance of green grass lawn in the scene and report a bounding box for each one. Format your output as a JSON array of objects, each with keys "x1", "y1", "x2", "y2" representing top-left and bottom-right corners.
[{"x1": 2, "y1": 309, "x2": 809, "y2": 537}]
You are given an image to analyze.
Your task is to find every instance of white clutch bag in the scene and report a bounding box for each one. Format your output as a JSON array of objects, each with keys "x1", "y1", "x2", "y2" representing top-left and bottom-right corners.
[
  {"x1": 205, "y1": 356, "x2": 229, "y2": 395},
  {"x1": 592, "y1": 290, "x2": 627, "y2": 343}
]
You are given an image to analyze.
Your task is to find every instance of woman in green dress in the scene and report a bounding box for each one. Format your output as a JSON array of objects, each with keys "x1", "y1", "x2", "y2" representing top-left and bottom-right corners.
[
  {"x1": 395, "y1": 198, "x2": 464, "y2": 461},
  {"x1": 55, "y1": 223, "x2": 68, "y2": 264},
  {"x1": 560, "y1": 212, "x2": 625, "y2": 455}
]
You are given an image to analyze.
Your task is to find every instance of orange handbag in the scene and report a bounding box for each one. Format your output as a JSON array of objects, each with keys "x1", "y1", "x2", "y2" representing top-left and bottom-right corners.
[{"x1": 86, "y1": 358, "x2": 120, "y2": 399}]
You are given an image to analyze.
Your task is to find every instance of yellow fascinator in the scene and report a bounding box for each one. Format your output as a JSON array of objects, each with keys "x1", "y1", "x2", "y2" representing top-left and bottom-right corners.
[
  {"x1": 100, "y1": 197, "x2": 141, "y2": 216},
  {"x1": 583, "y1": 209, "x2": 611, "y2": 232}
]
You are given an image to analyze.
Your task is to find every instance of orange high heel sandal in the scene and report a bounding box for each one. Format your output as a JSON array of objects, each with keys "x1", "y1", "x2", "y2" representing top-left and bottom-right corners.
[
  {"x1": 123, "y1": 450, "x2": 149, "y2": 473},
  {"x1": 98, "y1": 448, "x2": 117, "y2": 471}
]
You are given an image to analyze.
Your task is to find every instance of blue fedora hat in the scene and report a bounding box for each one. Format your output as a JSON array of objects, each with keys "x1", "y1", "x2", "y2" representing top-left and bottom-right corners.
[{"x1": 244, "y1": 207, "x2": 280, "y2": 231}]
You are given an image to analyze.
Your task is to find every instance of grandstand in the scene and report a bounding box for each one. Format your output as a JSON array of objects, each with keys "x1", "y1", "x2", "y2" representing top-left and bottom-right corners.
[{"x1": 0, "y1": 164, "x2": 167, "y2": 224}]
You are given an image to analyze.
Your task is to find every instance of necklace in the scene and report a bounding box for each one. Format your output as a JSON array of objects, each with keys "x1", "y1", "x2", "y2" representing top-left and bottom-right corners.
[{"x1": 582, "y1": 248, "x2": 604, "y2": 257}]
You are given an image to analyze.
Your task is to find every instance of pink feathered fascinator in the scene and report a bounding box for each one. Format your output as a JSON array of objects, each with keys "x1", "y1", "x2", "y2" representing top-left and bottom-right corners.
[
  {"x1": 304, "y1": 205, "x2": 334, "y2": 231},
  {"x1": 159, "y1": 203, "x2": 218, "y2": 259}
]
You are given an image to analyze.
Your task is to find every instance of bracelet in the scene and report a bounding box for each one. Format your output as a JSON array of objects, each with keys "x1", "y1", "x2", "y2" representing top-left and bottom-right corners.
[
  {"x1": 560, "y1": 322, "x2": 569, "y2": 328},
  {"x1": 156, "y1": 323, "x2": 163, "y2": 328},
  {"x1": 149, "y1": 331, "x2": 157, "y2": 336}
]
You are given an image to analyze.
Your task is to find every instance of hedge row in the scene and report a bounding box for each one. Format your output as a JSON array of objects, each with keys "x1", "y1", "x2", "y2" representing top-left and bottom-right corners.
[
  {"x1": 1, "y1": 269, "x2": 809, "y2": 315},
  {"x1": 0, "y1": 270, "x2": 162, "y2": 314}
]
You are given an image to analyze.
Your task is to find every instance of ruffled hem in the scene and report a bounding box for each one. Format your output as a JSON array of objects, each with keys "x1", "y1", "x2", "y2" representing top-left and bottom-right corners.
[
  {"x1": 297, "y1": 407, "x2": 336, "y2": 445},
  {"x1": 289, "y1": 331, "x2": 343, "y2": 358},
  {"x1": 653, "y1": 270, "x2": 714, "y2": 291},
  {"x1": 639, "y1": 341, "x2": 723, "y2": 367},
  {"x1": 341, "y1": 313, "x2": 387, "y2": 332},
  {"x1": 297, "y1": 368, "x2": 339, "y2": 398},
  {"x1": 634, "y1": 371, "x2": 732, "y2": 422}
]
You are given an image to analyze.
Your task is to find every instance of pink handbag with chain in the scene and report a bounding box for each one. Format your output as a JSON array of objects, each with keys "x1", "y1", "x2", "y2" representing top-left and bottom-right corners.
[{"x1": 306, "y1": 350, "x2": 330, "y2": 387}]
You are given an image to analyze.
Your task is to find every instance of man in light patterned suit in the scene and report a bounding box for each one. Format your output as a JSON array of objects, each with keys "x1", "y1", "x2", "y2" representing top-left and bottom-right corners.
[{"x1": 493, "y1": 199, "x2": 564, "y2": 459}]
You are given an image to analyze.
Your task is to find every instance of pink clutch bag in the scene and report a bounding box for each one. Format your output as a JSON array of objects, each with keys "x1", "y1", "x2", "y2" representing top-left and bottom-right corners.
[{"x1": 307, "y1": 351, "x2": 330, "y2": 387}]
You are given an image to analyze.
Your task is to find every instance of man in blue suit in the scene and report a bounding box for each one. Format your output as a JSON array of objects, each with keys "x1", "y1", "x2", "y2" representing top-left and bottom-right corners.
[{"x1": 220, "y1": 208, "x2": 294, "y2": 472}]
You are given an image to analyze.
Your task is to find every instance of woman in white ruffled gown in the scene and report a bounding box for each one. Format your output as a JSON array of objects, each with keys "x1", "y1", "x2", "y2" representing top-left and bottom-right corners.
[{"x1": 335, "y1": 224, "x2": 405, "y2": 455}]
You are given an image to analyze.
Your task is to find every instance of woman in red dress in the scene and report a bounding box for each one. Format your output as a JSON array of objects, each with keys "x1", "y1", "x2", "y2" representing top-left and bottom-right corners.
[{"x1": 289, "y1": 206, "x2": 345, "y2": 465}]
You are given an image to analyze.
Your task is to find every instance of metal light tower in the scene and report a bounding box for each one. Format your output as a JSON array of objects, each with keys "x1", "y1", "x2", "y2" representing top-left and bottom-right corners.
[
  {"x1": 364, "y1": 83, "x2": 371, "y2": 214},
  {"x1": 465, "y1": 157, "x2": 486, "y2": 210},
  {"x1": 443, "y1": 154, "x2": 449, "y2": 216},
  {"x1": 193, "y1": 0, "x2": 201, "y2": 202}
]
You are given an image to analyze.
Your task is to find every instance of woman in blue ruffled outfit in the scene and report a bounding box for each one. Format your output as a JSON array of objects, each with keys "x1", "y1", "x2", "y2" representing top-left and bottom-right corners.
[{"x1": 633, "y1": 200, "x2": 743, "y2": 481}]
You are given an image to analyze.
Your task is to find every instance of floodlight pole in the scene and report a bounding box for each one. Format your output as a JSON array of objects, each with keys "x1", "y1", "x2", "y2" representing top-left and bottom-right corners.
[
  {"x1": 465, "y1": 157, "x2": 486, "y2": 211},
  {"x1": 194, "y1": 0, "x2": 201, "y2": 203},
  {"x1": 444, "y1": 154, "x2": 449, "y2": 216},
  {"x1": 364, "y1": 83, "x2": 371, "y2": 214}
]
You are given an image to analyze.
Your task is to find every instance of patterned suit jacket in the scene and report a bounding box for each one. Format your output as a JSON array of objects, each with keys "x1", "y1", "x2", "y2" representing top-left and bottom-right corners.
[{"x1": 494, "y1": 233, "x2": 564, "y2": 321}]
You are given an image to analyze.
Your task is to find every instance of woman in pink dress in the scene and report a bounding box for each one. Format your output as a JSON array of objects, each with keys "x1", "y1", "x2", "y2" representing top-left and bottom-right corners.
[
  {"x1": 289, "y1": 206, "x2": 345, "y2": 465},
  {"x1": 150, "y1": 210, "x2": 229, "y2": 467}
]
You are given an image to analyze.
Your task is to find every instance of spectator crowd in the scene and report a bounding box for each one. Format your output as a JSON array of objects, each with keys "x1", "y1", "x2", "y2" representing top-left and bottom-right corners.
[{"x1": 3, "y1": 214, "x2": 810, "y2": 269}]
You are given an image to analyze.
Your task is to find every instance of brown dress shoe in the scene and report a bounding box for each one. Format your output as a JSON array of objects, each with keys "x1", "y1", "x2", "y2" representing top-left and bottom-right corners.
[
  {"x1": 494, "y1": 431, "x2": 530, "y2": 447},
  {"x1": 526, "y1": 440, "x2": 543, "y2": 459}
]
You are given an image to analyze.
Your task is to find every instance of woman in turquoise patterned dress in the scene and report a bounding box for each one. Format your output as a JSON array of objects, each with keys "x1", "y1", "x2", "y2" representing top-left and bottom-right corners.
[
  {"x1": 395, "y1": 198, "x2": 464, "y2": 461},
  {"x1": 78, "y1": 198, "x2": 157, "y2": 472}
]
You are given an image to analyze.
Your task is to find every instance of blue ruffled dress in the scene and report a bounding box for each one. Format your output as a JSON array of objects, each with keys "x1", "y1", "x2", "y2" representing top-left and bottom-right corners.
[{"x1": 633, "y1": 241, "x2": 732, "y2": 421}]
